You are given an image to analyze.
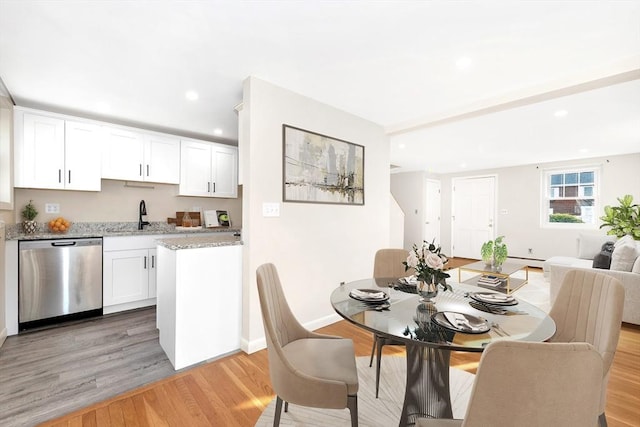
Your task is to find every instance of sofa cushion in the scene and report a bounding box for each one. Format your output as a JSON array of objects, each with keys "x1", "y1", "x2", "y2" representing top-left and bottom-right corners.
[
  {"x1": 577, "y1": 234, "x2": 613, "y2": 259},
  {"x1": 592, "y1": 242, "x2": 614, "y2": 270},
  {"x1": 633, "y1": 256, "x2": 640, "y2": 274},
  {"x1": 611, "y1": 235, "x2": 639, "y2": 272}
]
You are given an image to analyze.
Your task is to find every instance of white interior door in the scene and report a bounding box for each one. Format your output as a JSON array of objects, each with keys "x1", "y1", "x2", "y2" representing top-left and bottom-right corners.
[
  {"x1": 452, "y1": 176, "x2": 496, "y2": 259},
  {"x1": 424, "y1": 179, "x2": 441, "y2": 244}
]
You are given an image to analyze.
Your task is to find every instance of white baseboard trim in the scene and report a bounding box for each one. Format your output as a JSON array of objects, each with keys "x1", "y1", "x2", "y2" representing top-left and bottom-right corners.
[
  {"x1": 0, "y1": 327, "x2": 7, "y2": 349},
  {"x1": 242, "y1": 312, "x2": 343, "y2": 355},
  {"x1": 103, "y1": 298, "x2": 156, "y2": 315}
]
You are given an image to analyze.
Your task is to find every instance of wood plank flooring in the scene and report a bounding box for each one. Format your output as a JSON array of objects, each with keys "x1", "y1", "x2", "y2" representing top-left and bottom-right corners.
[
  {"x1": 0, "y1": 308, "x2": 179, "y2": 427},
  {"x1": 37, "y1": 320, "x2": 640, "y2": 427},
  {"x1": 2, "y1": 261, "x2": 638, "y2": 426}
]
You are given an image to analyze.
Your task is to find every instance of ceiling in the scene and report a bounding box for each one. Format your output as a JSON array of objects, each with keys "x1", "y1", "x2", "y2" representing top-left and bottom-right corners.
[{"x1": 1, "y1": 1, "x2": 639, "y2": 174}]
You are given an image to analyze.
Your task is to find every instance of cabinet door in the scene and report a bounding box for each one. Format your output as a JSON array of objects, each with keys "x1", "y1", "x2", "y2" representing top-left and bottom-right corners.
[
  {"x1": 64, "y1": 121, "x2": 102, "y2": 191},
  {"x1": 211, "y1": 144, "x2": 238, "y2": 198},
  {"x1": 16, "y1": 113, "x2": 65, "y2": 189},
  {"x1": 148, "y1": 248, "x2": 157, "y2": 298},
  {"x1": 144, "y1": 134, "x2": 180, "y2": 184},
  {"x1": 101, "y1": 126, "x2": 145, "y2": 181},
  {"x1": 103, "y1": 249, "x2": 150, "y2": 306},
  {"x1": 179, "y1": 140, "x2": 212, "y2": 196}
]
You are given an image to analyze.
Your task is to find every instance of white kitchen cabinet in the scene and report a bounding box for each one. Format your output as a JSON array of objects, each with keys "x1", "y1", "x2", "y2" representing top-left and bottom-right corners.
[
  {"x1": 102, "y1": 126, "x2": 180, "y2": 184},
  {"x1": 179, "y1": 139, "x2": 237, "y2": 198},
  {"x1": 103, "y1": 235, "x2": 159, "y2": 314},
  {"x1": 14, "y1": 111, "x2": 101, "y2": 191}
]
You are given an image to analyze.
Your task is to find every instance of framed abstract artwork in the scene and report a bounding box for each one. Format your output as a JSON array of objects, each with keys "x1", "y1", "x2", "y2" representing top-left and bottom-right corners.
[{"x1": 282, "y1": 125, "x2": 364, "y2": 205}]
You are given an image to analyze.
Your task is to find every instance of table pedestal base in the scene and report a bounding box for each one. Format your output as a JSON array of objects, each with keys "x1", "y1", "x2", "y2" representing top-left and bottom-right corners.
[{"x1": 399, "y1": 344, "x2": 452, "y2": 426}]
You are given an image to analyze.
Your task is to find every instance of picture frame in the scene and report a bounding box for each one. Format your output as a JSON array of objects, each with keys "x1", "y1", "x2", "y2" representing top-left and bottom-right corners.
[{"x1": 282, "y1": 125, "x2": 364, "y2": 205}]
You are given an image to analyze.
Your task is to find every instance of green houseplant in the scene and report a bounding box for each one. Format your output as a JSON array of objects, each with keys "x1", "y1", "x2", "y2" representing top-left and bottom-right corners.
[
  {"x1": 599, "y1": 194, "x2": 640, "y2": 240},
  {"x1": 21, "y1": 200, "x2": 39, "y2": 234},
  {"x1": 480, "y1": 236, "x2": 508, "y2": 269}
]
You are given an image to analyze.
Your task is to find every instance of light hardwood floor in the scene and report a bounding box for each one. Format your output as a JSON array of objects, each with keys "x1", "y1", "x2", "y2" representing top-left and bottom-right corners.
[{"x1": 39, "y1": 318, "x2": 640, "y2": 427}]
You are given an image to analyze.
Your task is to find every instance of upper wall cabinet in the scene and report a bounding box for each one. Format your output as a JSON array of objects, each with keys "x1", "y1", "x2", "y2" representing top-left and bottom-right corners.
[
  {"x1": 179, "y1": 140, "x2": 238, "y2": 198},
  {"x1": 14, "y1": 110, "x2": 101, "y2": 191},
  {"x1": 101, "y1": 126, "x2": 180, "y2": 184}
]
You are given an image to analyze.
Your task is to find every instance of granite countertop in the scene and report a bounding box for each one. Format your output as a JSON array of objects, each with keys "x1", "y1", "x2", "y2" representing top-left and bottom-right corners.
[
  {"x1": 156, "y1": 234, "x2": 243, "y2": 250},
  {"x1": 5, "y1": 221, "x2": 241, "y2": 241}
]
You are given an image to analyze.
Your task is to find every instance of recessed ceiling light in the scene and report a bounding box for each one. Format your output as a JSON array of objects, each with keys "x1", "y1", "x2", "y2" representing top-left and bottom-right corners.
[
  {"x1": 456, "y1": 57, "x2": 472, "y2": 70},
  {"x1": 554, "y1": 109, "x2": 568, "y2": 118},
  {"x1": 213, "y1": 128, "x2": 223, "y2": 136},
  {"x1": 398, "y1": 143, "x2": 406, "y2": 149},
  {"x1": 459, "y1": 162, "x2": 467, "y2": 169},
  {"x1": 185, "y1": 90, "x2": 199, "y2": 101},
  {"x1": 579, "y1": 148, "x2": 590, "y2": 154}
]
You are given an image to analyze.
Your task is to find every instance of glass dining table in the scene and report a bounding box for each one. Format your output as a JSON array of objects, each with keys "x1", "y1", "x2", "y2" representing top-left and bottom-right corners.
[{"x1": 330, "y1": 277, "x2": 556, "y2": 426}]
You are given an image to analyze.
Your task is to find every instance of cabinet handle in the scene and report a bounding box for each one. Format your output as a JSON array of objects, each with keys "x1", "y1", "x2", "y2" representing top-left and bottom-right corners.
[
  {"x1": 213, "y1": 182, "x2": 216, "y2": 193},
  {"x1": 207, "y1": 182, "x2": 210, "y2": 192},
  {"x1": 68, "y1": 170, "x2": 71, "y2": 184},
  {"x1": 144, "y1": 256, "x2": 147, "y2": 269},
  {"x1": 151, "y1": 255, "x2": 155, "y2": 268},
  {"x1": 139, "y1": 164, "x2": 143, "y2": 177},
  {"x1": 58, "y1": 169, "x2": 62, "y2": 183},
  {"x1": 146, "y1": 164, "x2": 149, "y2": 177}
]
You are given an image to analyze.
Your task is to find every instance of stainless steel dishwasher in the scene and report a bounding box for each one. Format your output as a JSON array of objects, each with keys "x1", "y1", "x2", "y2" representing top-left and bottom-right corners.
[{"x1": 19, "y1": 237, "x2": 103, "y2": 331}]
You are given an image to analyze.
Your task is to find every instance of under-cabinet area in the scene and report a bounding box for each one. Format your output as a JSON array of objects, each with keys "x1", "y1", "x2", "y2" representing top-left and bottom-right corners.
[{"x1": 12, "y1": 106, "x2": 238, "y2": 197}]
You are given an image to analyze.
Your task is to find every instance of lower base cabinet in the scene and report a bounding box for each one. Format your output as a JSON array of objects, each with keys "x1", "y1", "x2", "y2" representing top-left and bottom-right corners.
[{"x1": 103, "y1": 236, "x2": 159, "y2": 314}]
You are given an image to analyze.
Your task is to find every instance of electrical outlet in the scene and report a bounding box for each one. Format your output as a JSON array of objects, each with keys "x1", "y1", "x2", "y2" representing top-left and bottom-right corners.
[{"x1": 45, "y1": 203, "x2": 60, "y2": 214}]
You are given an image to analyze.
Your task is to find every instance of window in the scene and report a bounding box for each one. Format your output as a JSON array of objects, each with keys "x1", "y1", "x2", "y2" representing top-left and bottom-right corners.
[{"x1": 543, "y1": 166, "x2": 600, "y2": 227}]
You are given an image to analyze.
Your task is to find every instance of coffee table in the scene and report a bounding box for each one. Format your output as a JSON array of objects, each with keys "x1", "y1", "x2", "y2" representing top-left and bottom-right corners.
[{"x1": 458, "y1": 260, "x2": 529, "y2": 294}]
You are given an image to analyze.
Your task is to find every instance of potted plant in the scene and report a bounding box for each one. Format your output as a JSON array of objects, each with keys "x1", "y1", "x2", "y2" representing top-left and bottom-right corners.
[
  {"x1": 599, "y1": 194, "x2": 640, "y2": 240},
  {"x1": 21, "y1": 200, "x2": 39, "y2": 234},
  {"x1": 480, "y1": 236, "x2": 508, "y2": 270},
  {"x1": 480, "y1": 241, "x2": 494, "y2": 266}
]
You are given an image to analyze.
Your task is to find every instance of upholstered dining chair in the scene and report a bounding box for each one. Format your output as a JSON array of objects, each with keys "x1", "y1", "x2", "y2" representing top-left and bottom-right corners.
[
  {"x1": 370, "y1": 248, "x2": 412, "y2": 398},
  {"x1": 256, "y1": 263, "x2": 359, "y2": 427},
  {"x1": 415, "y1": 340, "x2": 604, "y2": 427},
  {"x1": 548, "y1": 269, "x2": 625, "y2": 427}
]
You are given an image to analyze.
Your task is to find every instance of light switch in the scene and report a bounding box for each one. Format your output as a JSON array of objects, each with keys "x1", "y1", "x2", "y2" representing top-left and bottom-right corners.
[{"x1": 262, "y1": 202, "x2": 280, "y2": 217}]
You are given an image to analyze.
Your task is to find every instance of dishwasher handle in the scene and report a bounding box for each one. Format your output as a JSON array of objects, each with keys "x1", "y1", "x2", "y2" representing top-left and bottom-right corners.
[{"x1": 51, "y1": 241, "x2": 78, "y2": 247}]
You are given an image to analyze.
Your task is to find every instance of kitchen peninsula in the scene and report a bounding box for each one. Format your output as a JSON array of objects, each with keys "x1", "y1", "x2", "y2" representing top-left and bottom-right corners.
[{"x1": 156, "y1": 234, "x2": 242, "y2": 370}]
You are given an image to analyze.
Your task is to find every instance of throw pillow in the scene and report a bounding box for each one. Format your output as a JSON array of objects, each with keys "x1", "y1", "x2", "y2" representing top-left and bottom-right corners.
[
  {"x1": 592, "y1": 242, "x2": 615, "y2": 270},
  {"x1": 632, "y1": 256, "x2": 640, "y2": 274},
  {"x1": 611, "y1": 236, "x2": 639, "y2": 272},
  {"x1": 577, "y1": 234, "x2": 612, "y2": 259}
]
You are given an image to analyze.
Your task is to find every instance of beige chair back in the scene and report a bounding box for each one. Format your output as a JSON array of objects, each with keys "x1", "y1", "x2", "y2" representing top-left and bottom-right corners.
[
  {"x1": 548, "y1": 269, "x2": 624, "y2": 415},
  {"x1": 373, "y1": 248, "x2": 412, "y2": 278},
  {"x1": 256, "y1": 263, "x2": 357, "y2": 413},
  {"x1": 462, "y1": 341, "x2": 603, "y2": 427}
]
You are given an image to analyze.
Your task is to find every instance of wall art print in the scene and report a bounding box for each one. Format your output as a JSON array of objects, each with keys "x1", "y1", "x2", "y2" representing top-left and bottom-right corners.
[{"x1": 283, "y1": 125, "x2": 364, "y2": 205}]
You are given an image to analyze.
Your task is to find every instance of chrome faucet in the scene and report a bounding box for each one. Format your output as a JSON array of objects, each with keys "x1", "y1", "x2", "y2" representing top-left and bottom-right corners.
[{"x1": 138, "y1": 200, "x2": 150, "y2": 230}]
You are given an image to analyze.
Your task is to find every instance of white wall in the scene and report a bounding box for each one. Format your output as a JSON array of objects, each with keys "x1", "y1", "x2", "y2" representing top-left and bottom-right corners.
[
  {"x1": 240, "y1": 77, "x2": 390, "y2": 352},
  {"x1": 390, "y1": 171, "x2": 426, "y2": 251},
  {"x1": 438, "y1": 153, "x2": 640, "y2": 261}
]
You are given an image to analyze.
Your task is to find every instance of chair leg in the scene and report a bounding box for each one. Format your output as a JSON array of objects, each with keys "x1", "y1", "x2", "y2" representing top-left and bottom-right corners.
[
  {"x1": 273, "y1": 396, "x2": 283, "y2": 427},
  {"x1": 369, "y1": 333, "x2": 377, "y2": 367},
  {"x1": 347, "y1": 394, "x2": 358, "y2": 427},
  {"x1": 375, "y1": 335, "x2": 384, "y2": 398},
  {"x1": 599, "y1": 412, "x2": 608, "y2": 427}
]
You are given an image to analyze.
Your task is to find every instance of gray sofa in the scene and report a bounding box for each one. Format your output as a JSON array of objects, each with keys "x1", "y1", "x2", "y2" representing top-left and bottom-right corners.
[{"x1": 544, "y1": 234, "x2": 640, "y2": 325}]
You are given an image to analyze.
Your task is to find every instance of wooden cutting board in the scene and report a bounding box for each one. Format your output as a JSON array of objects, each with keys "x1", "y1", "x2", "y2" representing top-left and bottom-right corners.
[{"x1": 167, "y1": 212, "x2": 202, "y2": 227}]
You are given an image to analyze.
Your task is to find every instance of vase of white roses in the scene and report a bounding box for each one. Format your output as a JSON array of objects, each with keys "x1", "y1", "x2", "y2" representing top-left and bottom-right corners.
[{"x1": 403, "y1": 239, "x2": 452, "y2": 301}]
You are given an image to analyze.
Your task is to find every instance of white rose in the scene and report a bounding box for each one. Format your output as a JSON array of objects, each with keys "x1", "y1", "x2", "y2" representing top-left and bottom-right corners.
[{"x1": 425, "y1": 252, "x2": 444, "y2": 270}]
